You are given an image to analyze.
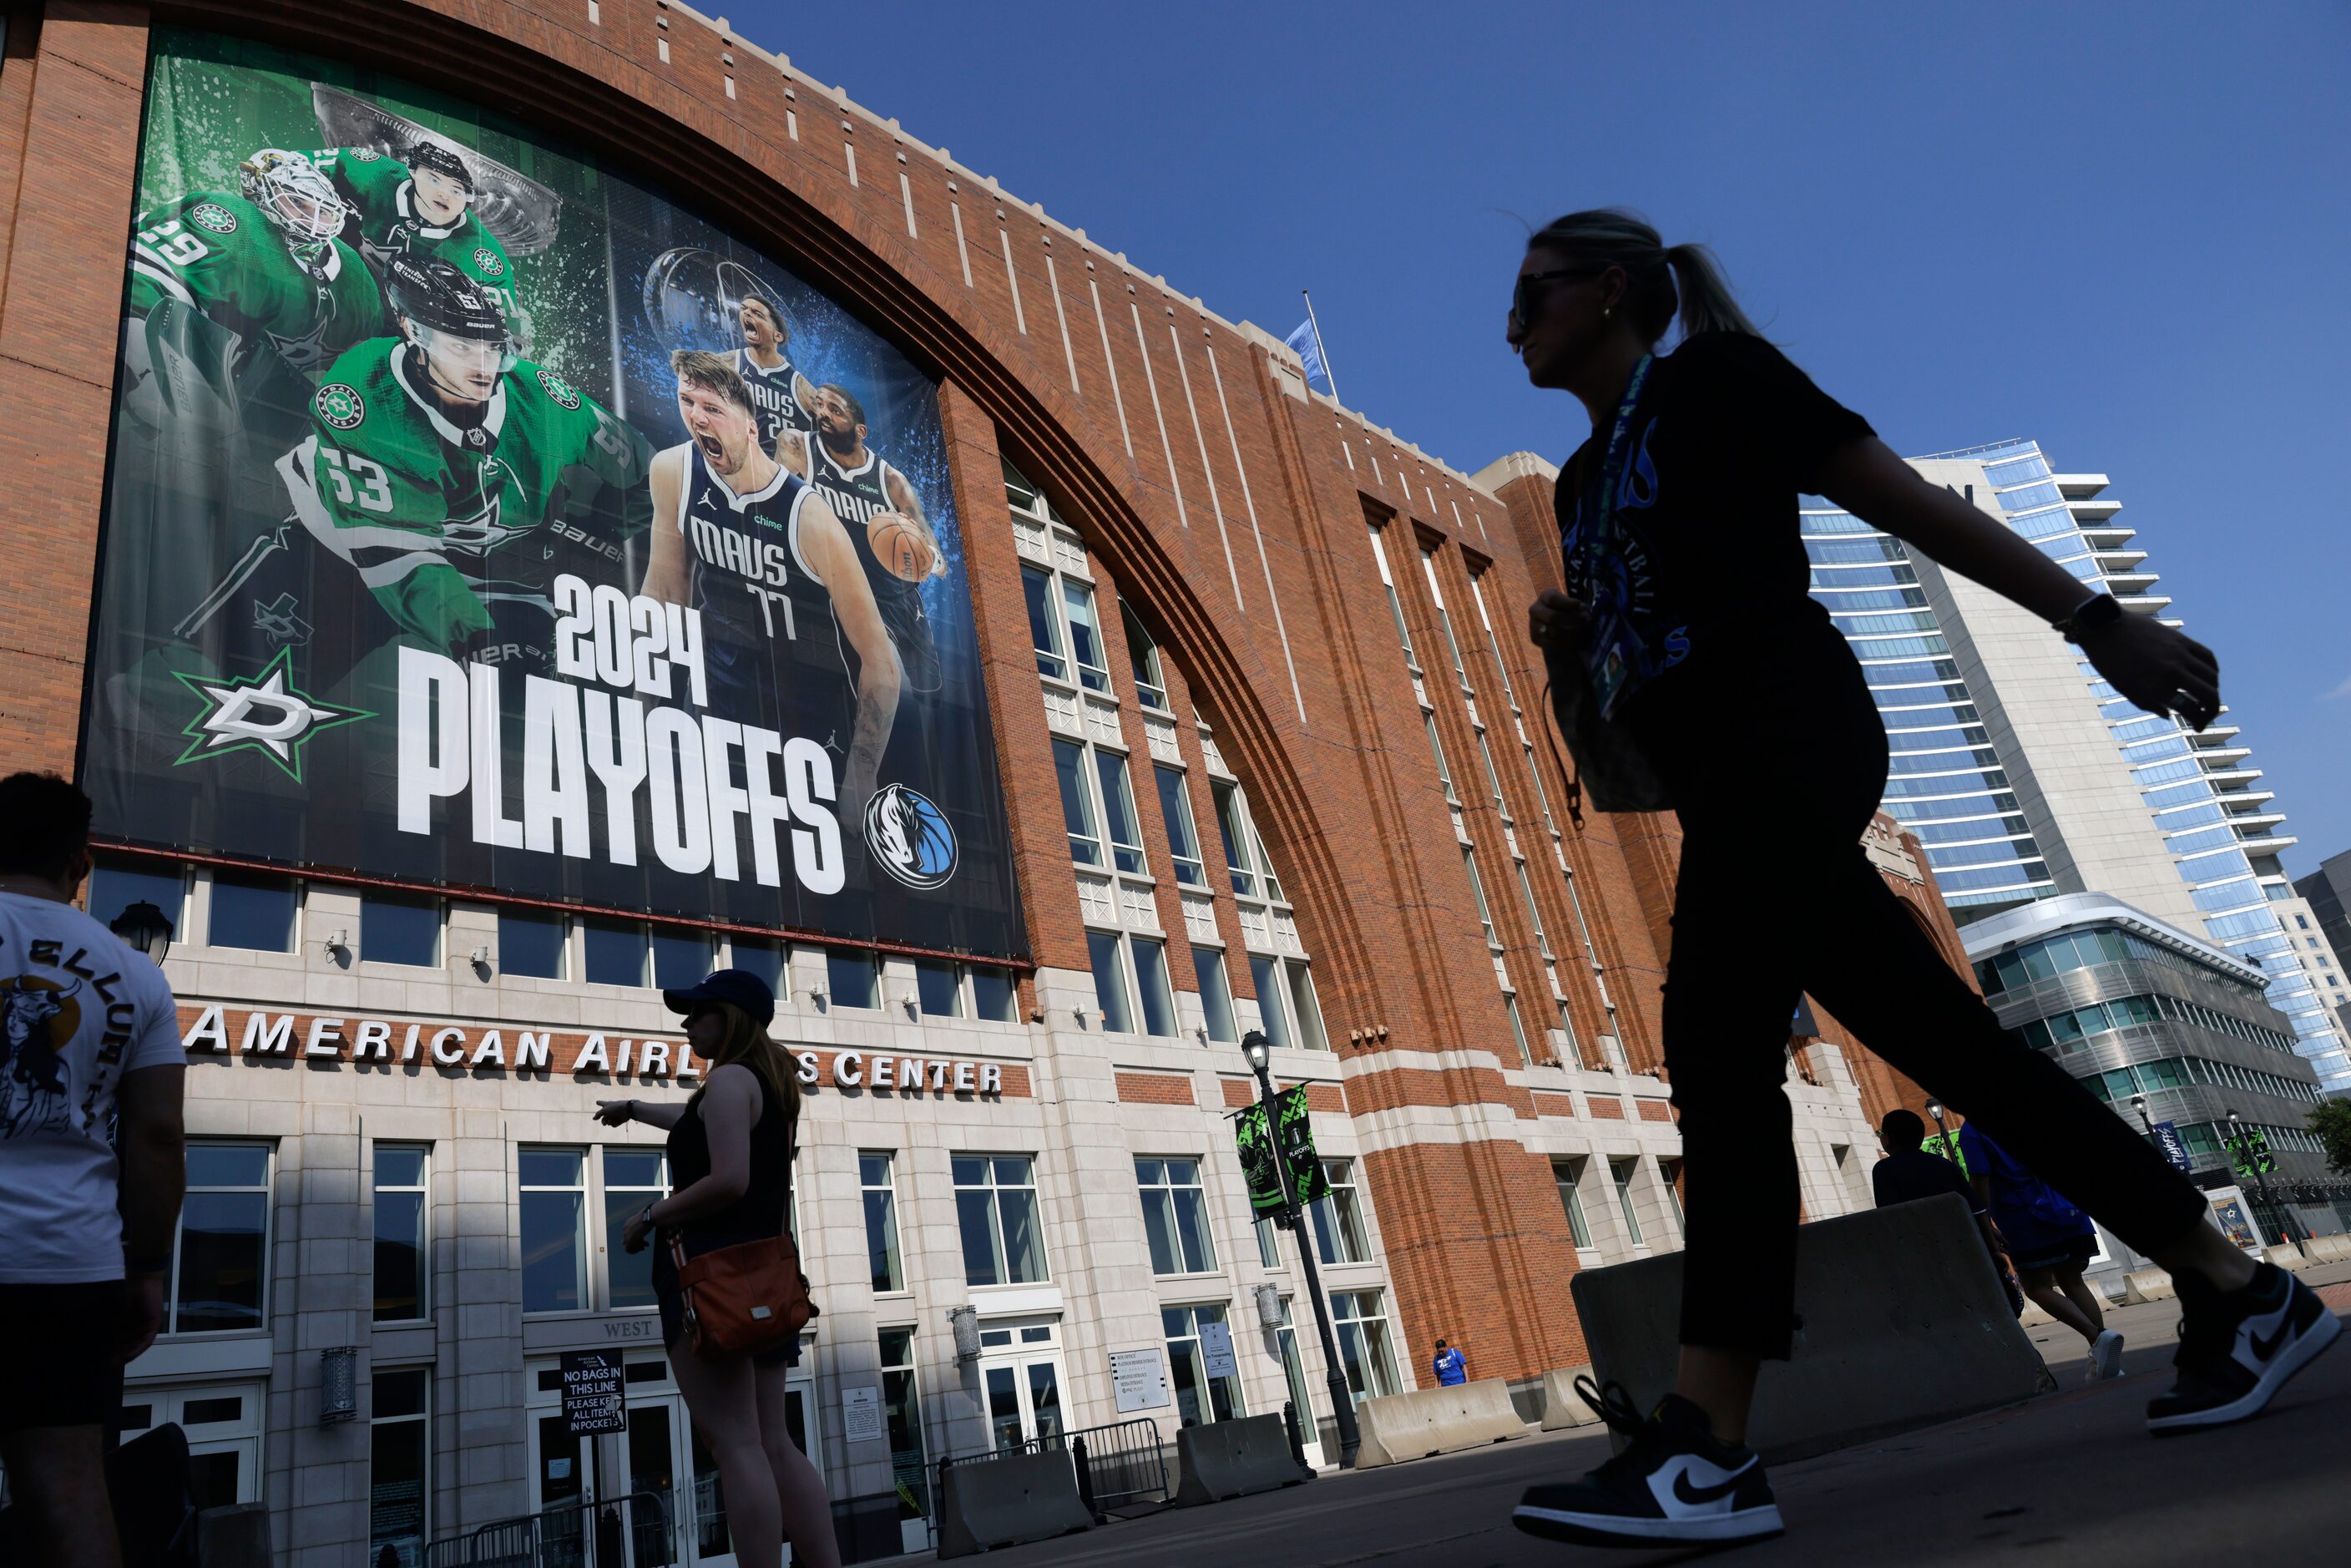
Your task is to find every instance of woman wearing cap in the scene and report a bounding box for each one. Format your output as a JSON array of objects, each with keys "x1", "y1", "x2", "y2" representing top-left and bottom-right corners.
[
  {"x1": 597, "y1": 970, "x2": 838, "y2": 1568},
  {"x1": 1504, "y1": 210, "x2": 2333, "y2": 1550}
]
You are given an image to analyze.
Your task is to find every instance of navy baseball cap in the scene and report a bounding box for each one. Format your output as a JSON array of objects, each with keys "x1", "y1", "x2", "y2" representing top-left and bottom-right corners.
[{"x1": 661, "y1": 969, "x2": 776, "y2": 1026}]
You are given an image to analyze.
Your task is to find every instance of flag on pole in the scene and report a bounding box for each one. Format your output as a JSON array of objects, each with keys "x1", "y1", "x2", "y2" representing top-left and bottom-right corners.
[{"x1": 1283, "y1": 318, "x2": 1332, "y2": 394}]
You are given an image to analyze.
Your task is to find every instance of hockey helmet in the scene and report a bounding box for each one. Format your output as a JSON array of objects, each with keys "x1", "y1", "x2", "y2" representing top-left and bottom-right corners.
[{"x1": 238, "y1": 149, "x2": 348, "y2": 248}]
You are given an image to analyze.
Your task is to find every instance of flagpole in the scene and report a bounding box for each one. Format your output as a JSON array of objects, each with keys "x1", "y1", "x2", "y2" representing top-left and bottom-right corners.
[{"x1": 1302, "y1": 288, "x2": 1340, "y2": 402}]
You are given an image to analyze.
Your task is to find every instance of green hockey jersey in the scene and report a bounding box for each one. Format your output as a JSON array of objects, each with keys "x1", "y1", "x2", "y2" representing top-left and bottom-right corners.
[
  {"x1": 129, "y1": 191, "x2": 380, "y2": 374},
  {"x1": 287, "y1": 337, "x2": 651, "y2": 654},
  {"x1": 315, "y1": 148, "x2": 520, "y2": 323}
]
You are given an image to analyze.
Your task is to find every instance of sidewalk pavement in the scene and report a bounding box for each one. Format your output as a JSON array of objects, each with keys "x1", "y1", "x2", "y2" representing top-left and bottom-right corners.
[{"x1": 947, "y1": 1274, "x2": 2350, "y2": 1566}]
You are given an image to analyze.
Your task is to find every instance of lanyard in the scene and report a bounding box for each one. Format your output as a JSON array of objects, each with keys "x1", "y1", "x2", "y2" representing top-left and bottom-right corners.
[{"x1": 1570, "y1": 352, "x2": 1652, "y2": 573}]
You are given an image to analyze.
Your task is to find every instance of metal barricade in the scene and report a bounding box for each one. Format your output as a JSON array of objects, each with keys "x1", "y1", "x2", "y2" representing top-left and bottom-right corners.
[
  {"x1": 935, "y1": 1417, "x2": 1170, "y2": 1520},
  {"x1": 422, "y1": 1490, "x2": 673, "y2": 1568}
]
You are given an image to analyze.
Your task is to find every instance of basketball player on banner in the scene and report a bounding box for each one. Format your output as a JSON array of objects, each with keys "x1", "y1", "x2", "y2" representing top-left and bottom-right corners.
[
  {"x1": 640, "y1": 352, "x2": 902, "y2": 838},
  {"x1": 780, "y1": 382, "x2": 946, "y2": 696}
]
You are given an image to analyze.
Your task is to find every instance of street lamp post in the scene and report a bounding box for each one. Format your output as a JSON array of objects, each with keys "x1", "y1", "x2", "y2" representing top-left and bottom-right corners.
[
  {"x1": 1924, "y1": 1100, "x2": 1960, "y2": 1166},
  {"x1": 1242, "y1": 1029, "x2": 1360, "y2": 1469},
  {"x1": 2224, "y1": 1110, "x2": 2303, "y2": 1247},
  {"x1": 2130, "y1": 1093, "x2": 2155, "y2": 1140}
]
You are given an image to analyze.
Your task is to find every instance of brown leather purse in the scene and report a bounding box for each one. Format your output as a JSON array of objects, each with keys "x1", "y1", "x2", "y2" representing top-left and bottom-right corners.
[{"x1": 670, "y1": 1228, "x2": 817, "y2": 1360}]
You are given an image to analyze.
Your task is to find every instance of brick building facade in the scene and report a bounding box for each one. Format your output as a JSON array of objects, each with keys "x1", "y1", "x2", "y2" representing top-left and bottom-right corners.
[{"x1": 0, "y1": 3, "x2": 1960, "y2": 1561}]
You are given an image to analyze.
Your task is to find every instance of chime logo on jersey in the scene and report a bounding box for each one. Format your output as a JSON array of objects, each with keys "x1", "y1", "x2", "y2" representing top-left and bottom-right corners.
[
  {"x1": 190, "y1": 202, "x2": 238, "y2": 235},
  {"x1": 170, "y1": 645, "x2": 373, "y2": 781},
  {"x1": 864, "y1": 783, "x2": 957, "y2": 890}
]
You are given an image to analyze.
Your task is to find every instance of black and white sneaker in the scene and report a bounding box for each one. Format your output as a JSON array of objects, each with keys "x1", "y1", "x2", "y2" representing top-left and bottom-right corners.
[
  {"x1": 2146, "y1": 1262, "x2": 2341, "y2": 1434},
  {"x1": 1513, "y1": 1379, "x2": 1784, "y2": 1548}
]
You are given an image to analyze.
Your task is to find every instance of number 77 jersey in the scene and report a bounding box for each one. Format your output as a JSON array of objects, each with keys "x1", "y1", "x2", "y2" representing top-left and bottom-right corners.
[{"x1": 278, "y1": 336, "x2": 651, "y2": 661}]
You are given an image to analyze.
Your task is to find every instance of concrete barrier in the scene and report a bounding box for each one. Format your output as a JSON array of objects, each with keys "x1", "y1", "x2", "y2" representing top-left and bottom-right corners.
[
  {"x1": 1172, "y1": 1413, "x2": 1311, "y2": 1504},
  {"x1": 2123, "y1": 1268, "x2": 2176, "y2": 1304},
  {"x1": 2268, "y1": 1241, "x2": 2312, "y2": 1272},
  {"x1": 934, "y1": 1450, "x2": 1095, "y2": 1559},
  {"x1": 1354, "y1": 1377, "x2": 1530, "y2": 1469},
  {"x1": 195, "y1": 1503, "x2": 270, "y2": 1568},
  {"x1": 2303, "y1": 1232, "x2": 2351, "y2": 1265},
  {"x1": 1539, "y1": 1365, "x2": 1605, "y2": 1431},
  {"x1": 1570, "y1": 1194, "x2": 2054, "y2": 1465}
]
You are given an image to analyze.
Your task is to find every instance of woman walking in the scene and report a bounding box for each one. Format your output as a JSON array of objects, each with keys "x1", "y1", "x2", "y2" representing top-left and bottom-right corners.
[
  {"x1": 597, "y1": 970, "x2": 839, "y2": 1568},
  {"x1": 1504, "y1": 210, "x2": 2337, "y2": 1549},
  {"x1": 1960, "y1": 1119, "x2": 2126, "y2": 1383}
]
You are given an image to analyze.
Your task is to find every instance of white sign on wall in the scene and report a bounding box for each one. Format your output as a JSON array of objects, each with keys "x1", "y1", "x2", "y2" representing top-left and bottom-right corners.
[
  {"x1": 841, "y1": 1384, "x2": 886, "y2": 1444},
  {"x1": 1198, "y1": 1319, "x2": 1239, "y2": 1381},
  {"x1": 1109, "y1": 1348, "x2": 1170, "y2": 1414}
]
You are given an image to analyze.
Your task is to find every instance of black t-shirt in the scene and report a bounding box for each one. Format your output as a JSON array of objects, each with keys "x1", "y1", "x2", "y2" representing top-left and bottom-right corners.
[
  {"x1": 1553, "y1": 331, "x2": 1873, "y2": 706},
  {"x1": 1872, "y1": 1148, "x2": 1978, "y2": 1211}
]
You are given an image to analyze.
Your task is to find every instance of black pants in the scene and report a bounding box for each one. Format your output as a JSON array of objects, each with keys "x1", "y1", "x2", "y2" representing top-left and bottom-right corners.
[{"x1": 1626, "y1": 620, "x2": 2207, "y2": 1359}]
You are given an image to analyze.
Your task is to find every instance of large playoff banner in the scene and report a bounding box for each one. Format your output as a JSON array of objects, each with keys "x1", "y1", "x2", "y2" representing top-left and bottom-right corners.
[{"x1": 85, "y1": 30, "x2": 1026, "y2": 959}]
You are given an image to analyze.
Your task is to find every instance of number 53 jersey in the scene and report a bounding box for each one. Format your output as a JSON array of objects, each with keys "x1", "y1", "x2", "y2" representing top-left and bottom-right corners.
[{"x1": 279, "y1": 337, "x2": 652, "y2": 662}]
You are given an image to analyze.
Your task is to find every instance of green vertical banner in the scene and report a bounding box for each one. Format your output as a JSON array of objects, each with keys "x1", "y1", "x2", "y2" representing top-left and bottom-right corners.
[{"x1": 1235, "y1": 1084, "x2": 1328, "y2": 1215}]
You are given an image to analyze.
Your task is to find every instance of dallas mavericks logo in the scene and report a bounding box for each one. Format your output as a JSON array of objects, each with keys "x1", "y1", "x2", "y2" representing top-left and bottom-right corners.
[{"x1": 863, "y1": 783, "x2": 957, "y2": 890}]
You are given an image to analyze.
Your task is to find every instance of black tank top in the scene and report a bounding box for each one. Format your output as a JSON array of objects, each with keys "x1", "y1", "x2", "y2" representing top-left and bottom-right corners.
[{"x1": 665, "y1": 1065, "x2": 795, "y2": 1247}]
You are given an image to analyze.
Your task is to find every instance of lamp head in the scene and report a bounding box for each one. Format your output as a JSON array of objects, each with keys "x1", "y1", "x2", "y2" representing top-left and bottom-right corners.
[
  {"x1": 109, "y1": 900, "x2": 175, "y2": 964},
  {"x1": 1924, "y1": 1100, "x2": 1944, "y2": 1121},
  {"x1": 2131, "y1": 1094, "x2": 2146, "y2": 1113},
  {"x1": 1241, "y1": 1029, "x2": 1271, "y2": 1074}
]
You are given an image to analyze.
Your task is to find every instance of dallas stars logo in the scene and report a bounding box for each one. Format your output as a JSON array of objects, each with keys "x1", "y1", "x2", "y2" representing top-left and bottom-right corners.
[{"x1": 171, "y1": 647, "x2": 372, "y2": 781}]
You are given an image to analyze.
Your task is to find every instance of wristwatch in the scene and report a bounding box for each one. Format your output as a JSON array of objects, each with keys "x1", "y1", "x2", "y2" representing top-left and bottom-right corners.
[{"x1": 2054, "y1": 593, "x2": 2123, "y2": 643}]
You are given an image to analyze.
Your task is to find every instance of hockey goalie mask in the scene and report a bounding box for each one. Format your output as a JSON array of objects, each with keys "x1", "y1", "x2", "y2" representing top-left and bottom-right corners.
[
  {"x1": 239, "y1": 149, "x2": 348, "y2": 256},
  {"x1": 387, "y1": 255, "x2": 518, "y2": 405}
]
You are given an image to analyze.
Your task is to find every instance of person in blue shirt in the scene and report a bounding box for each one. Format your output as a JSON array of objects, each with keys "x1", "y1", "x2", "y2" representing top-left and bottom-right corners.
[
  {"x1": 1433, "y1": 1339, "x2": 1468, "y2": 1387},
  {"x1": 1959, "y1": 1120, "x2": 2126, "y2": 1384}
]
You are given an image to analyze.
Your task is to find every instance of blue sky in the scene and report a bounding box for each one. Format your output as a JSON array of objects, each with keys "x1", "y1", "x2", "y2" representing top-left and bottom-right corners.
[{"x1": 739, "y1": 0, "x2": 2351, "y2": 876}]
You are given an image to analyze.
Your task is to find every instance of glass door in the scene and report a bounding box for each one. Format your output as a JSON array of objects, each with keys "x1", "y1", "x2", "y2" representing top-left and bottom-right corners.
[
  {"x1": 118, "y1": 1383, "x2": 265, "y2": 1509},
  {"x1": 976, "y1": 1320, "x2": 1067, "y2": 1452}
]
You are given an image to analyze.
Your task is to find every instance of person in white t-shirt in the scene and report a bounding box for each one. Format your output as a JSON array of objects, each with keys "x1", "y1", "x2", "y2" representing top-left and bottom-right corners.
[{"x1": 0, "y1": 772, "x2": 186, "y2": 1568}]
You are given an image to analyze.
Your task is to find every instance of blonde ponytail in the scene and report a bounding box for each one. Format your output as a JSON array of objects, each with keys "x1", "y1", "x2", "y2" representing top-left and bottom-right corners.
[{"x1": 1528, "y1": 209, "x2": 1765, "y2": 346}]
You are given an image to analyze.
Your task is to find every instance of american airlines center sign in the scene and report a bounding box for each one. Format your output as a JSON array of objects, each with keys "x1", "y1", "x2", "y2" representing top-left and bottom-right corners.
[
  {"x1": 84, "y1": 31, "x2": 1024, "y2": 960},
  {"x1": 177, "y1": 1005, "x2": 1028, "y2": 1097}
]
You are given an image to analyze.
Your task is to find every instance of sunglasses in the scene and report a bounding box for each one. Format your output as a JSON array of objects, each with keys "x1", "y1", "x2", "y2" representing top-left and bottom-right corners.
[{"x1": 1509, "y1": 267, "x2": 1596, "y2": 334}]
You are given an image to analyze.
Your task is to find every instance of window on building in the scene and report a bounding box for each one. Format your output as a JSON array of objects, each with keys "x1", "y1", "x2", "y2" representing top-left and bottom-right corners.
[
  {"x1": 1418, "y1": 549, "x2": 1469, "y2": 687},
  {"x1": 1287, "y1": 964, "x2": 1329, "y2": 1052},
  {"x1": 1423, "y1": 713, "x2": 1459, "y2": 804},
  {"x1": 1131, "y1": 938, "x2": 1180, "y2": 1038},
  {"x1": 88, "y1": 857, "x2": 186, "y2": 938},
  {"x1": 1054, "y1": 738, "x2": 1102, "y2": 865},
  {"x1": 1125, "y1": 606, "x2": 1168, "y2": 710},
  {"x1": 1256, "y1": 1215, "x2": 1282, "y2": 1270},
  {"x1": 862, "y1": 1153, "x2": 906, "y2": 1293},
  {"x1": 1552, "y1": 1157, "x2": 1594, "y2": 1248},
  {"x1": 170, "y1": 1142, "x2": 271, "y2": 1334},
  {"x1": 878, "y1": 1328, "x2": 931, "y2": 1525},
  {"x1": 1275, "y1": 1297, "x2": 1315, "y2": 1427},
  {"x1": 1462, "y1": 848, "x2": 1498, "y2": 947},
  {"x1": 369, "y1": 1368, "x2": 430, "y2": 1568},
  {"x1": 1164, "y1": 1304, "x2": 1246, "y2": 1424},
  {"x1": 1062, "y1": 580, "x2": 1110, "y2": 693},
  {"x1": 731, "y1": 938, "x2": 786, "y2": 997},
  {"x1": 1137, "y1": 1158, "x2": 1218, "y2": 1275},
  {"x1": 1094, "y1": 751, "x2": 1145, "y2": 873},
  {"x1": 1023, "y1": 565, "x2": 1068, "y2": 681},
  {"x1": 372, "y1": 1146, "x2": 428, "y2": 1323},
  {"x1": 650, "y1": 927, "x2": 712, "y2": 990},
  {"x1": 1659, "y1": 1159, "x2": 1686, "y2": 1234},
  {"x1": 1088, "y1": 930, "x2": 1135, "y2": 1034},
  {"x1": 1250, "y1": 953, "x2": 1294, "y2": 1052},
  {"x1": 1511, "y1": 859, "x2": 1550, "y2": 951},
  {"x1": 827, "y1": 950, "x2": 881, "y2": 1009},
  {"x1": 1195, "y1": 948, "x2": 1239, "y2": 1043},
  {"x1": 498, "y1": 908, "x2": 567, "y2": 979},
  {"x1": 1474, "y1": 730, "x2": 1509, "y2": 810},
  {"x1": 953, "y1": 1156, "x2": 1047, "y2": 1286},
  {"x1": 972, "y1": 966, "x2": 1019, "y2": 1022},
  {"x1": 1249, "y1": 824, "x2": 1286, "y2": 904},
  {"x1": 916, "y1": 959, "x2": 964, "y2": 1018},
  {"x1": 1155, "y1": 766, "x2": 1206, "y2": 887},
  {"x1": 361, "y1": 892, "x2": 439, "y2": 968},
  {"x1": 209, "y1": 872, "x2": 296, "y2": 953},
  {"x1": 603, "y1": 1149, "x2": 669, "y2": 1311},
  {"x1": 1502, "y1": 992, "x2": 1534, "y2": 1067},
  {"x1": 1331, "y1": 1289, "x2": 1403, "y2": 1404},
  {"x1": 583, "y1": 919, "x2": 648, "y2": 986},
  {"x1": 518, "y1": 1149, "x2": 589, "y2": 1314},
  {"x1": 1464, "y1": 572, "x2": 1522, "y2": 710},
  {"x1": 1365, "y1": 525, "x2": 1416, "y2": 661},
  {"x1": 1212, "y1": 780, "x2": 1256, "y2": 898},
  {"x1": 1610, "y1": 1157, "x2": 1646, "y2": 1246},
  {"x1": 1308, "y1": 1158, "x2": 1371, "y2": 1266}
]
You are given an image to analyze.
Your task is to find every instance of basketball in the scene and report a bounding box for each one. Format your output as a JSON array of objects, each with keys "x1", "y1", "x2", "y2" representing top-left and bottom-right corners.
[{"x1": 868, "y1": 511, "x2": 934, "y2": 582}]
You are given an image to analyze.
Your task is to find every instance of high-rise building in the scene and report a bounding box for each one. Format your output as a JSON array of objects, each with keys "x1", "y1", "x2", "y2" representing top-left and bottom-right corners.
[
  {"x1": 2292, "y1": 850, "x2": 2351, "y2": 1014},
  {"x1": 1802, "y1": 440, "x2": 2351, "y2": 1093}
]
